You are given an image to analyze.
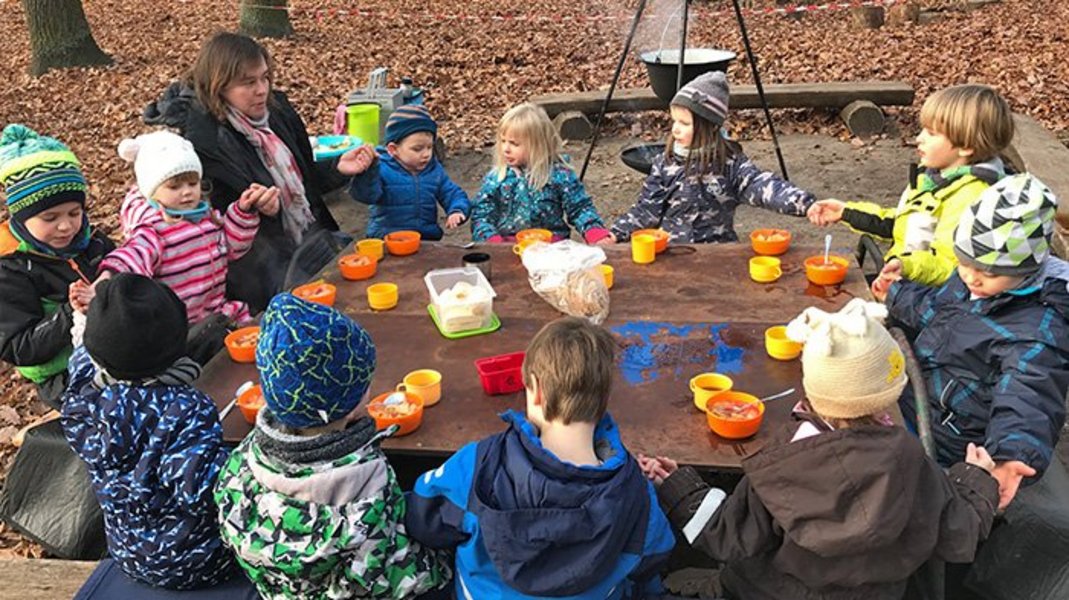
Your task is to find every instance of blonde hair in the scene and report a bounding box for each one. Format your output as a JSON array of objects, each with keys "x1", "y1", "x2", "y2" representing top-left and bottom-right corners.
[
  {"x1": 494, "y1": 103, "x2": 569, "y2": 191},
  {"x1": 522, "y1": 318, "x2": 614, "y2": 424},
  {"x1": 187, "y1": 32, "x2": 275, "y2": 121},
  {"x1": 919, "y1": 84, "x2": 1014, "y2": 162}
]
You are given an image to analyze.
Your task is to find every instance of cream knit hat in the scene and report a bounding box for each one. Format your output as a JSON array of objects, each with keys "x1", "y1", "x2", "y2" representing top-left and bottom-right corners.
[
  {"x1": 117, "y1": 130, "x2": 202, "y2": 199},
  {"x1": 786, "y1": 299, "x2": 907, "y2": 419}
]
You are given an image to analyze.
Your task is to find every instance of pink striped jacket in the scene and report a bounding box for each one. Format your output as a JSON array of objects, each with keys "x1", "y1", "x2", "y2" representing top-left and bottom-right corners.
[{"x1": 101, "y1": 186, "x2": 259, "y2": 325}]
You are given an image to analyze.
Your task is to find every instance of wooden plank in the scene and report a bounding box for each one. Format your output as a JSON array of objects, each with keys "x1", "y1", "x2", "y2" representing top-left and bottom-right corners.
[
  {"x1": 531, "y1": 81, "x2": 916, "y2": 117},
  {"x1": 0, "y1": 558, "x2": 97, "y2": 600},
  {"x1": 1004, "y1": 114, "x2": 1069, "y2": 226}
]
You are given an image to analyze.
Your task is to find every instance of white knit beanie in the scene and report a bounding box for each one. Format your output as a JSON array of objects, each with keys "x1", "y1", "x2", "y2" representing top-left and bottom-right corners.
[
  {"x1": 117, "y1": 131, "x2": 202, "y2": 199},
  {"x1": 786, "y1": 298, "x2": 907, "y2": 419}
]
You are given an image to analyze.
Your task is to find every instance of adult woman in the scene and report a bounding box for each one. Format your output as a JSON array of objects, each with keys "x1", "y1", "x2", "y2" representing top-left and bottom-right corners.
[{"x1": 144, "y1": 32, "x2": 364, "y2": 311}]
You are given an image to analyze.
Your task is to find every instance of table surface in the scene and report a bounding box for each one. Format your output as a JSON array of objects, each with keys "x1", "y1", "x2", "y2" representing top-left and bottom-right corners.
[{"x1": 197, "y1": 241, "x2": 867, "y2": 469}]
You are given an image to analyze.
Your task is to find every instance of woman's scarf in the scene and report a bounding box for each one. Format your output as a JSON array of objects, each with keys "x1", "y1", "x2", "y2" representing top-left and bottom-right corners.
[{"x1": 226, "y1": 105, "x2": 315, "y2": 244}]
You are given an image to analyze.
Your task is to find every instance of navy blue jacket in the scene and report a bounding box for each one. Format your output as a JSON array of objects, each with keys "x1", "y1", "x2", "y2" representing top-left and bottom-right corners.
[
  {"x1": 405, "y1": 410, "x2": 675, "y2": 599},
  {"x1": 60, "y1": 347, "x2": 234, "y2": 589},
  {"x1": 887, "y1": 258, "x2": 1069, "y2": 480},
  {"x1": 348, "y1": 151, "x2": 470, "y2": 240}
]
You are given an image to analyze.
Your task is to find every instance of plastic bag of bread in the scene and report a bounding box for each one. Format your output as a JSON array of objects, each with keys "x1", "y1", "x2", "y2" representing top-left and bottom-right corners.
[{"x1": 521, "y1": 240, "x2": 610, "y2": 324}]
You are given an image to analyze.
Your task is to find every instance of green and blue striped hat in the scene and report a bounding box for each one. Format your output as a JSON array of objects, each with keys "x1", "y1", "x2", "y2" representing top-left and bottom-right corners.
[{"x1": 0, "y1": 124, "x2": 87, "y2": 221}]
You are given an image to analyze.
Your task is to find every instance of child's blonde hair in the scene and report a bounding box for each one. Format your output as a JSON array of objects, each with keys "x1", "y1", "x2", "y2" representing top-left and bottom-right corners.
[
  {"x1": 494, "y1": 103, "x2": 570, "y2": 191},
  {"x1": 521, "y1": 317, "x2": 614, "y2": 424},
  {"x1": 919, "y1": 84, "x2": 1014, "y2": 162}
]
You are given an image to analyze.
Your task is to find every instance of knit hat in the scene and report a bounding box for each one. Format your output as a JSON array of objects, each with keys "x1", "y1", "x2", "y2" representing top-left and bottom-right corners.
[
  {"x1": 384, "y1": 105, "x2": 438, "y2": 145},
  {"x1": 786, "y1": 299, "x2": 907, "y2": 420},
  {"x1": 256, "y1": 293, "x2": 376, "y2": 428},
  {"x1": 84, "y1": 273, "x2": 189, "y2": 381},
  {"x1": 117, "y1": 130, "x2": 202, "y2": 199},
  {"x1": 671, "y1": 71, "x2": 730, "y2": 127},
  {"x1": 954, "y1": 173, "x2": 1058, "y2": 276},
  {"x1": 0, "y1": 124, "x2": 87, "y2": 222}
]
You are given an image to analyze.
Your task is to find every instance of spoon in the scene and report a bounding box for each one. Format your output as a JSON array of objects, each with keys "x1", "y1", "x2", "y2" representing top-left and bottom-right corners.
[
  {"x1": 823, "y1": 234, "x2": 832, "y2": 265},
  {"x1": 219, "y1": 380, "x2": 254, "y2": 420},
  {"x1": 759, "y1": 388, "x2": 796, "y2": 403}
]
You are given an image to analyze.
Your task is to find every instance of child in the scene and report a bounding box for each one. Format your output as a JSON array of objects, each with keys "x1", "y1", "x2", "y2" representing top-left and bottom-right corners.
[
  {"x1": 346, "y1": 105, "x2": 470, "y2": 240},
  {"x1": 61, "y1": 273, "x2": 235, "y2": 589},
  {"x1": 809, "y1": 84, "x2": 1013, "y2": 289},
  {"x1": 611, "y1": 72, "x2": 814, "y2": 244},
  {"x1": 405, "y1": 317, "x2": 676, "y2": 599},
  {"x1": 0, "y1": 124, "x2": 114, "y2": 409},
  {"x1": 640, "y1": 299, "x2": 1000, "y2": 600},
  {"x1": 98, "y1": 131, "x2": 278, "y2": 332},
  {"x1": 214, "y1": 292, "x2": 452, "y2": 600},
  {"x1": 470, "y1": 103, "x2": 614, "y2": 244},
  {"x1": 876, "y1": 174, "x2": 1069, "y2": 510}
]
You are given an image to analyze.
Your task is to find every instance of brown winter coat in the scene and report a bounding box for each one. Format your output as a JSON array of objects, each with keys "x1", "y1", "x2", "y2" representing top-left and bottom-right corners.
[{"x1": 657, "y1": 424, "x2": 998, "y2": 600}]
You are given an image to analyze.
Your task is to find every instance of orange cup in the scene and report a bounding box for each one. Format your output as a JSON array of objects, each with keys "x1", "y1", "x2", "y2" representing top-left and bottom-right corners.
[
  {"x1": 236, "y1": 384, "x2": 265, "y2": 425},
  {"x1": 338, "y1": 253, "x2": 378, "y2": 281},
  {"x1": 805, "y1": 255, "x2": 849, "y2": 286},
  {"x1": 368, "y1": 391, "x2": 424, "y2": 436},
  {"x1": 631, "y1": 234, "x2": 656, "y2": 264},
  {"x1": 600, "y1": 264, "x2": 614, "y2": 289},
  {"x1": 705, "y1": 391, "x2": 765, "y2": 439},
  {"x1": 356, "y1": 238, "x2": 385, "y2": 261},
  {"x1": 224, "y1": 326, "x2": 260, "y2": 363},
  {"x1": 293, "y1": 282, "x2": 337, "y2": 306},
  {"x1": 515, "y1": 228, "x2": 553, "y2": 244}
]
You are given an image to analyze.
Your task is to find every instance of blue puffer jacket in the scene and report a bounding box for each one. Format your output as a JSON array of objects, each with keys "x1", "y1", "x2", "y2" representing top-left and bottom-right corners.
[
  {"x1": 348, "y1": 151, "x2": 470, "y2": 240},
  {"x1": 887, "y1": 258, "x2": 1069, "y2": 480},
  {"x1": 405, "y1": 410, "x2": 675, "y2": 600},
  {"x1": 60, "y1": 347, "x2": 234, "y2": 589}
]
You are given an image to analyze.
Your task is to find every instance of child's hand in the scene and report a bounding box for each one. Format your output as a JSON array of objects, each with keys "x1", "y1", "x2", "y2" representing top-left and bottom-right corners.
[
  {"x1": 637, "y1": 454, "x2": 678, "y2": 486},
  {"x1": 254, "y1": 186, "x2": 281, "y2": 217},
  {"x1": 336, "y1": 144, "x2": 376, "y2": 176},
  {"x1": 964, "y1": 443, "x2": 996, "y2": 474},
  {"x1": 870, "y1": 259, "x2": 903, "y2": 302},
  {"x1": 237, "y1": 183, "x2": 269, "y2": 213},
  {"x1": 446, "y1": 213, "x2": 466, "y2": 229},
  {"x1": 68, "y1": 280, "x2": 91, "y2": 314},
  {"x1": 990, "y1": 460, "x2": 1037, "y2": 510},
  {"x1": 593, "y1": 233, "x2": 617, "y2": 246},
  {"x1": 807, "y1": 199, "x2": 846, "y2": 226}
]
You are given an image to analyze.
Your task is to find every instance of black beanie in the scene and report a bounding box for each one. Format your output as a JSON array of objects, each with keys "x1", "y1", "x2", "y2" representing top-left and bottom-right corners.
[{"x1": 84, "y1": 273, "x2": 189, "y2": 380}]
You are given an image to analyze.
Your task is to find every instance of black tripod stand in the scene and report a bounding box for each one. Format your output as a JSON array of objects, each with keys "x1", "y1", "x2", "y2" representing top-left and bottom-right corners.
[{"x1": 580, "y1": 0, "x2": 789, "y2": 182}]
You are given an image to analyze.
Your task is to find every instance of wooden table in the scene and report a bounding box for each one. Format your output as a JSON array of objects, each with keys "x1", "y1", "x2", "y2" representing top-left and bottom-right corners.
[{"x1": 196, "y1": 242, "x2": 866, "y2": 469}]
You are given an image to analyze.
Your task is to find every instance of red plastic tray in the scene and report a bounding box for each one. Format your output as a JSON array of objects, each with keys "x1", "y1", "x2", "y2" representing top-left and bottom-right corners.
[{"x1": 474, "y1": 351, "x2": 525, "y2": 395}]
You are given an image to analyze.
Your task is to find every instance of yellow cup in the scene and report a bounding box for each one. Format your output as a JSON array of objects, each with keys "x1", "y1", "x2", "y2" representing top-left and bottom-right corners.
[
  {"x1": 367, "y1": 282, "x2": 398, "y2": 310},
  {"x1": 749, "y1": 256, "x2": 782, "y2": 283},
  {"x1": 600, "y1": 264, "x2": 614, "y2": 289},
  {"x1": 512, "y1": 238, "x2": 539, "y2": 256},
  {"x1": 765, "y1": 325, "x2": 802, "y2": 361},
  {"x1": 356, "y1": 239, "x2": 385, "y2": 261},
  {"x1": 690, "y1": 373, "x2": 733, "y2": 411},
  {"x1": 397, "y1": 369, "x2": 442, "y2": 407},
  {"x1": 632, "y1": 234, "x2": 656, "y2": 264}
]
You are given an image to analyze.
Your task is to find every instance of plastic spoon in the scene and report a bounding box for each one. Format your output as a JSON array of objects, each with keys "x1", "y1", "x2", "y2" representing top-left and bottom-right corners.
[
  {"x1": 760, "y1": 388, "x2": 795, "y2": 403},
  {"x1": 823, "y1": 234, "x2": 832, "y2": 265}
]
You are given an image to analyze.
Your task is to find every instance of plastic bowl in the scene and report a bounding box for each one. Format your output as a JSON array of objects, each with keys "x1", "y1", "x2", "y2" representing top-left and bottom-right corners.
[
  {"x1": 338, "y1": 253, "x2": 377, "y2": 281},
  {"x1": 515, "y1": 228, "x2": 553, "y2": 244},
  {"x1": 225, "y1": 326, "x2": 260, "y2": 363},
  {"x1": 292, "y1": 282, "x2": 337, "y2": 306},
  {"x1": 385, "y1": 230, "x2": 421, "y2": 256},
  {"x1": 705, "y1": 391, "x2": 764, "y2": 439},
  {"x1": 804, "y1": 255, "x2": 849, "y2": 286},
  {"x1": 750, "y1": 229, "x2": 792, "y2": 256},
  {"x1": 765, "y1": 325, "x2": 802, "y2": 361},
  {"x1": 633, "y1": 229, "x2": 669, "y2": 254},
  {"x1": 368, "y1": 391, "x2": 424, "y2": 436},
  {"x1": 236, "y1": 384, "x2": 265, "y2": 424}
]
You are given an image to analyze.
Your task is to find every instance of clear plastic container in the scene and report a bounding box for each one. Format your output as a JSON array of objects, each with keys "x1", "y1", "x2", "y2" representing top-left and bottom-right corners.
[{"x1": 424, "y1": 267, "x2": 497, "y2": 334}]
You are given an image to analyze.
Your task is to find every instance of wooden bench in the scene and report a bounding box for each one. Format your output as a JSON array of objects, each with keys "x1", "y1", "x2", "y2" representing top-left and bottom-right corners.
[
  {"x1": 0, "y1": 558, "x2": 97, "y2": 600},
  {"x1": 530, "y1": 81, "x2": 916, "y2": 118}
]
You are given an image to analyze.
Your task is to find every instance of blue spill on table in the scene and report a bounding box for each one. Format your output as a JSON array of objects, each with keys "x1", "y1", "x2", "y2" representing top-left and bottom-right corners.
[{"x1": 610, "y1": 321, "x2": 745, "y2": 385}]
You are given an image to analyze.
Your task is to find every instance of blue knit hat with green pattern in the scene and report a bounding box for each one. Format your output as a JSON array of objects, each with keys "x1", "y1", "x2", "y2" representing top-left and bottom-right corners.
[
  {"x1": 256, "y1": 293, "x2": 377, "y2": 428},
  {"x1": 0, "y1": 124, "x2": 87, "y2": 221}
]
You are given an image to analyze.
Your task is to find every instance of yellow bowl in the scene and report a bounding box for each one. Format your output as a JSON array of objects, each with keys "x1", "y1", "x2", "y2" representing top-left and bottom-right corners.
[
  {"x1": 765, "y1": 325, "x2": 802, "y2": 361},
  {"x1": 367, "y1": 282, "x2": 399, "y2": 310}
]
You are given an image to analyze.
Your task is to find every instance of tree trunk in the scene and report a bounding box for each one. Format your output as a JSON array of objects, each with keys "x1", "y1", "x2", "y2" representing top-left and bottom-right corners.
[
  {"x1": 851, "y1": 6, "x2": 885, "y2": 29},
  {"x1": 22, "y1": 0, "x2": 111, "y2": 77},
  {"x1": 239, "y1": 0, "x2": 293, "y2": 38}
]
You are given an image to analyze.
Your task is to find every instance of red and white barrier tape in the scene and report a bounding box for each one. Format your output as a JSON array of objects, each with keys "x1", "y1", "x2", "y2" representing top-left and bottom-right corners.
[{"x1": 231, "y1": 0, "x2": 902, "y2": 24}]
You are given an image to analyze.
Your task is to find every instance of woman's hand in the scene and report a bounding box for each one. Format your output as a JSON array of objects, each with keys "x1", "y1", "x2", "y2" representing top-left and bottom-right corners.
[
  {"x1": 807, "y1": 199, "x2": 846, "y2": 226},
  {"x1": 336, "y1": 144, "x2": 377, "y2": 176}
]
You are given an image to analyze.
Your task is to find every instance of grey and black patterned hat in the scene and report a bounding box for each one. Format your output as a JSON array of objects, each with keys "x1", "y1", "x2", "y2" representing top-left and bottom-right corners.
[
  {"x1": 671, "y1": 71, "x2": 730, "y2": 127},
  {"x1": 954, "y1": 174, "x2": 1058, "y2": 275}
]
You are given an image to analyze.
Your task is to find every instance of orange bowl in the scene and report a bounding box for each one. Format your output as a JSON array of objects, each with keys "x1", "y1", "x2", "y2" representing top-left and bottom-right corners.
[
  {"x1": 384, "y1": 230, "x2": 421, "y2": 256},
  {"x1": 338, "y1": 253, "x2": 377, "y2": 281},
  {"x1": 293, "y1": 282, "x2": 337, "y2": 306},
  {"x1": 368, "y1": 391, "x2": 424, "y2": 436},
  {"x1": 750, "y1": 229, "x2": 792, "y2": 256},
  {"x1": 804, "y1": 255, "x2": 849, "y2": 286},
  {"x1": 515, "y1": 228, "x2": 553, "y2": 244},
  {"x1": 633, "y1": 229, "x2": 669, "y2": 253},
  {"x1": 705, "y1": 391, "x2": 765, "y2": 439},
  {"x1": 225, "y1": 326, "x2": 260, "y2": 363},
  {"x1": 236, "y1": 384, "x2": 265, "y2": 424}
]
